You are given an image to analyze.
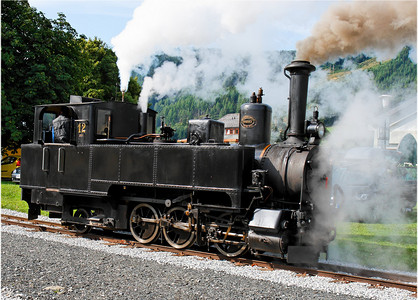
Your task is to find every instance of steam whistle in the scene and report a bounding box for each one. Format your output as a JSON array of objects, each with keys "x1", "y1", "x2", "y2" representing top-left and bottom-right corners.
[{"x1": 257, "y1": 88, "x2": 264, "y2": 103}]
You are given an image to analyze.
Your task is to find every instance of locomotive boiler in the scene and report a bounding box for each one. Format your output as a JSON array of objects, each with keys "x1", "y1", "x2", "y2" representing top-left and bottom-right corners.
[{"x1": 20, "y1": 60, "x2": 335, "y2": 263}]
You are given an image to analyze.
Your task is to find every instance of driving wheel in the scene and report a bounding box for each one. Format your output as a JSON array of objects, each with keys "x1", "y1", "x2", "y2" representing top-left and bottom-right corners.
[
  {"x1": 162, "y1": 206, "x2": 196, "y2": 249},
  {"x1": 130, "y1": 203, "x2": 161, "y2": 244},
  {"x1": 213, "y1": 213, "x2": 248, "y2": 257}
]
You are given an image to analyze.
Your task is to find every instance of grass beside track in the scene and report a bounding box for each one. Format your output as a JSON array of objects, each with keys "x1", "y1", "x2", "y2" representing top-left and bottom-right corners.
[
  {"x1": 1, "y1": 180, "x2": 49, "y2": 216},
  {"x1": 2, "y1": 181, "x2": 28, "y2": 212},
  {"x1": 2, "y1": 181, "x2": 417, "y2": 272},
  {"x1": 329, "y1": 219, "x2": 417, "y2": 272}
]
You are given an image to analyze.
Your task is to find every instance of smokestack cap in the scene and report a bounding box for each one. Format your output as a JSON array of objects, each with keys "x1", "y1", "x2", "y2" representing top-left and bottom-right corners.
[{"x1": 284, "y1": 60, "x2": 316, "y2": 75}]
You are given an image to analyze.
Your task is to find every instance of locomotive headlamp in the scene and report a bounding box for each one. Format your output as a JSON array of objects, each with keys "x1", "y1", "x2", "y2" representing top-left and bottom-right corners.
[
  {"x1": 306, "y1": 121, "x2": 325, "y2": 138},
  {"x1": 306, "y1": 106, "x2": 325, "y2": 140},
  {"x1": 317, "y1": 122, "x2": 325, "y2": 138}
]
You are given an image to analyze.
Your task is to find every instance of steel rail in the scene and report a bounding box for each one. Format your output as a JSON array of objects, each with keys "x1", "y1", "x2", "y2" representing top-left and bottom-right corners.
[{"x1": 2, "y1": 214, "x2": 416, "y2": 294}]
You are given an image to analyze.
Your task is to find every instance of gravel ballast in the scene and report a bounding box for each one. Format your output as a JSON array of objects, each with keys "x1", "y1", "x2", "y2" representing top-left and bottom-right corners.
[{"x1": 1, "y1": 209, "x2": 414, "y2": 299}]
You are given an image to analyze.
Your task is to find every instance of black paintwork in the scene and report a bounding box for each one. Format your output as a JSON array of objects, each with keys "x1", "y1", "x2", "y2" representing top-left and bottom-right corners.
[{"x1": 20, "y1": 61, "x2": 335, "y2": 263}]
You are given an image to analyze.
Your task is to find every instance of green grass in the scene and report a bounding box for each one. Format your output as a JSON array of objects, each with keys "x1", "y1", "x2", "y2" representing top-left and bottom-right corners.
[
  {"x1": 328, "y1": 217, "x2": 417, "y2": 272},
  {"x1": 2, "y1": 181, "x2": 417, "y2": 271},
  {"x1": 1, "y1": 180, "x2": 48, "y2": 216},
  {"x1": 1, "y1": 180, "x2": 28, "y2": 212}
]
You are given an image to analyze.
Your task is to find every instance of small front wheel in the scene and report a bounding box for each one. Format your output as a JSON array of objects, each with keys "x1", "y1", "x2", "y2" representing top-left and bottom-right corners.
[{"x1": 72, "y1": 208, "x2": 91, "y2": 234}]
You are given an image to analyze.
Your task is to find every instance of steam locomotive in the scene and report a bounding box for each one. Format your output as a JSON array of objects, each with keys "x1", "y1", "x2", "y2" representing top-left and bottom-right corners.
[{"x1": 20, "y1": 60, "x2": 335, "y2": 263}]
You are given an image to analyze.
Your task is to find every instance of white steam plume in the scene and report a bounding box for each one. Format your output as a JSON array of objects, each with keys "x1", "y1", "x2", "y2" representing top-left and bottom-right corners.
[
  {"x1": 111, "y1": 0, "x2": 326, "y2": 111},
  {"x1": 135, "y1": 48, "x2": 294, "y2": 113},
  {"x1": 112, "y1": 0, "x2": 261, "y2": 92},
  {"x1": 310, "y1": 67, "x2": 417, "y2": 270}
]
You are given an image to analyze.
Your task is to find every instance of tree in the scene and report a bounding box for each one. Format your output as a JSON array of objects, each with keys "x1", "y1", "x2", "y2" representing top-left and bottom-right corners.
[
  {"x1": 123, "y1": 76, "x2": 142, "y2": 104},
  {"x1": 149, "y1": 86, "x2": 248, "y2": 139},
  {"x1": 1, "y1": 2, "x2": 122, "y2": 150},
  {"x1": 369, "y1": 46, "x2": 417, "y2": 92},
  {"x1": 78, "y1": 37, "x2": 120, "y2": 101},
  {"x1": 1, "y1": 1, "x2": 83, "y2": 150}
]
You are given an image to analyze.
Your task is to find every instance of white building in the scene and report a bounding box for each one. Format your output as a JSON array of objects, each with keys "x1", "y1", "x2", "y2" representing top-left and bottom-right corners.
[
  {"x1": 376, "y1": 96, "x2": 417, "y2": 164},
  {"x1": 218, "y1": 113, "x2": 239, "y2": 143}
]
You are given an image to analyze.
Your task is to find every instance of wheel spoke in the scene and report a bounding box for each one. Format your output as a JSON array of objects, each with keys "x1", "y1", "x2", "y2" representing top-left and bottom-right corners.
[
  {"x1": 129, "y1": 203, "x2": 160, "y2": 244},
  {"x1": 213, "y1": 214, "x2": 248, "y2": 257},
  {"x1": 162, "y1": 206, "x2": 196, "y2": 249}
]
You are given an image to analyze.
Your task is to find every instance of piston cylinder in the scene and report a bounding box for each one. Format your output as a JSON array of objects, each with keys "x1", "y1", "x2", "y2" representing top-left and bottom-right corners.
[{"x1": 248, "y1": 230, "x2": 288, "y2": 253}]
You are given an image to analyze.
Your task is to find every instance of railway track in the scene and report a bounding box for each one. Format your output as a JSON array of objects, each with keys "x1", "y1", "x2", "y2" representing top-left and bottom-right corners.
[{"x1": 2, "y1": 213, "x2": 416, "y2": 294}]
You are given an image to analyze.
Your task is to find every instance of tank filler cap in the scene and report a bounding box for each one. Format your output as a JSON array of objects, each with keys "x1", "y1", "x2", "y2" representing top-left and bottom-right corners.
[{"x1": 250, "y1": 92, "x2": 257, "y2": 103}]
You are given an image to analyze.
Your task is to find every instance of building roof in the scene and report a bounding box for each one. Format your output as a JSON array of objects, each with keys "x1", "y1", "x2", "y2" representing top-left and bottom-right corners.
[{"x1": 218, "y1": 113, "x2": 239, "y2": 128}]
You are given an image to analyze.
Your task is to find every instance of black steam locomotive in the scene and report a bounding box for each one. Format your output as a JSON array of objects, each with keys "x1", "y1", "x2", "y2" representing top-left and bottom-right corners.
[{"x1": 20, "y1": 60, "x2": 335, "y2": 263}]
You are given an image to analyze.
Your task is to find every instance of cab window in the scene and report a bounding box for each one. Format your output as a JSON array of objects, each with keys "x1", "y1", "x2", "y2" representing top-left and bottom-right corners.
[
  {"x1": 41, "y1": 112, "x2": 58, "y2": 143},
  {"x1": 43, "y1": 112, "x2": 57, "y2": 131},
  {"x1": 96, "y1": 109, "x2": 111, "y2": 138},
  {"x1": 38, "y1": 106, "x2": 76, "y2": 143}
]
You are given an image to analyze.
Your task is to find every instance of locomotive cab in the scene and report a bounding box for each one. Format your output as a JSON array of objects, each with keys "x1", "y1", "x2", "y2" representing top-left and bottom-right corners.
[
  {"x1": 33, "y1": 96, "x2": 157, "y2": 145},
  {"x1": 21, "y1": 97, "x2": 157, "y2": 220}
]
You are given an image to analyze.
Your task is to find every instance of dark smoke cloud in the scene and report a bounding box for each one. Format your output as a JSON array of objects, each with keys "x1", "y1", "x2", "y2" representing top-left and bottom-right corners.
[{"x1": 296, "y1": 1, "x2": 417, "y2": 64}]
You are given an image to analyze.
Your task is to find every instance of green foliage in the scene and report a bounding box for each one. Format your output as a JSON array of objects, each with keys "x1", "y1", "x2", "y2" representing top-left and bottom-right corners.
[
  {"x1": 123, "y1": 76, "x2": 142, "y2": 104},
  {"x1": 321, "y1": 53, "x2": 372, "y2": 73},
  {"x1": 147, "y1": 53, "x2": 183, "y2": 77},
  {"x1": 2, "y1": 1, "x2": 415, "y2": 150},
  {"x1": 323, "y1": 47, "x2": 417, "y2": 94},
  {"x1": 78, "y1": 37, "x2": 120, "y2": 101},
  {"x1": 1, "y1": 1, "x2": 84, "y2": 150},
  {"x1": 151, "y1": 87, "x2": 248, "y2": 139},
  {"x1": 1, "y1": 1, "x2": 122, "y2": 150},
  {"x1": 369, "y1": 46, "x2": 417, "y2": 92},
  {"x1": 148, "y1": 47, "x2": 416, "y2": 141}
]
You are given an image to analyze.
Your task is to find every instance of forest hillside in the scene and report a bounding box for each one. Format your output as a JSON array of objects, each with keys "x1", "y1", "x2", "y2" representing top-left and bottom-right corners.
[{"x1": 145, "y1": 47, "x2": 416, "y2": 140}]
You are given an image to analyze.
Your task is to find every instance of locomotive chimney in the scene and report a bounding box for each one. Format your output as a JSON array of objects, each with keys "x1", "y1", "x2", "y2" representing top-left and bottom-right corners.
[{"x1": 284, "y1": 60, "x2": 316, "y2": 145}]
